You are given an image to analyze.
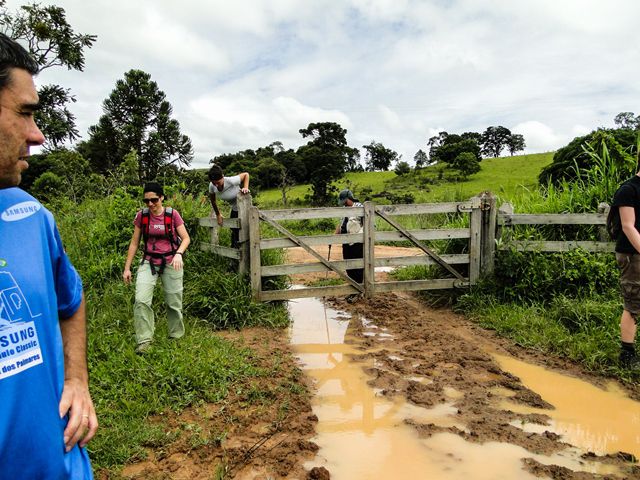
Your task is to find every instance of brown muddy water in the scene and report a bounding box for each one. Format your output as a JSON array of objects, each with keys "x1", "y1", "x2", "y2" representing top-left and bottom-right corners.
[{"x1": 288, "y1": 295, "x2": 636, "y2": 479}]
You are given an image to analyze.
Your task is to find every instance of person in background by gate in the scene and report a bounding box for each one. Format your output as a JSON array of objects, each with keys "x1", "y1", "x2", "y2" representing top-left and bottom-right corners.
[
  {"x1": 612, "y1": 162, "x2": 640, "y2": 370},
  {"x1": 207, "y1": 165, "x2": 250, "y2": 248},
  {"x1": 335, "y1": 189, "x2": 364, "y2": 302},
  {"x1": 123, "y1": 182, "x2": 190, "y2": 354}
]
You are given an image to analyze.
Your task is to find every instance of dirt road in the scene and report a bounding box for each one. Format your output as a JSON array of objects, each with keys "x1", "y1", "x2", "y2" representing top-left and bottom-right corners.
[{"x1": 116, "y1": 245, "x2": 640, "y2": 479}]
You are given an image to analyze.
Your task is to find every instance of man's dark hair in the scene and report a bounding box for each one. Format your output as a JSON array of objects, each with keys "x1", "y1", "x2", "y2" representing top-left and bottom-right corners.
[
  {"x1": 0, "y1": 33, "x2": 39, "y2": 91},
  {"x1": 208, "y1": 165, "x2": 224, "y2": 182},
  {"x1": 143, "y1": 182, "x2": 164, "y2": 197}
]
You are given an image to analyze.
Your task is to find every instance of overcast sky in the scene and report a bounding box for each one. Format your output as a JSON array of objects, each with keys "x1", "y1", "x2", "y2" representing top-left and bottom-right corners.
[{"x1": 7, "y1": 0, "x2": 640, "y2": 169}]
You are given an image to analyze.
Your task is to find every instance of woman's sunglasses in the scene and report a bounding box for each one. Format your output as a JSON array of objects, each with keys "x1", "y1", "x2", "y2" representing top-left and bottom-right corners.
[{"x1": 143, "y1": 197, "x2": 160, "y2": 204}]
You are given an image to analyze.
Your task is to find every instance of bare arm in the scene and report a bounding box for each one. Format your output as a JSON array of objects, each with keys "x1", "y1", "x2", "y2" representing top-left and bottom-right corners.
[
  {"x1": 170, "y1": 224, "x2": 191, "y2": 271},
  {"x1": 59, "y1": 295, "x2": 98, "y2": 451},
  {"x1": 239, "y1": 172, "x2": 250, "y2": 194},
  {"x1": 123, "y1": 225, "x2": 142, "y2": 284},
  {"x1": 620, "y1": 206, "x2": 640, "y2": 252},
  {"x1": 209, "y1": 193, "x2": 223, "y2": 225}
]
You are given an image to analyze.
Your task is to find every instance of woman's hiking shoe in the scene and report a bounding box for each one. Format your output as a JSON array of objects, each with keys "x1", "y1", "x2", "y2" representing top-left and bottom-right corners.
[
  {"x1": 135, "y1": 341, "x2": 152, "y2": 354},
  {"x1": 619, "y1": 350, "x2": 640, "y2": 370}
]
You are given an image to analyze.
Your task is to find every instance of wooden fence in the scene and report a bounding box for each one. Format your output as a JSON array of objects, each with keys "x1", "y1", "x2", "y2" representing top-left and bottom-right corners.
[{"x1": 199, "y1": 194, "x2": 615, "y2": 301}]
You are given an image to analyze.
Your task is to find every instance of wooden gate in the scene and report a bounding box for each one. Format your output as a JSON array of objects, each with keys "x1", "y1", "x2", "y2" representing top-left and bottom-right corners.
[{"x1": 244, "y1": 193, "x2": 495, "y2": 302}]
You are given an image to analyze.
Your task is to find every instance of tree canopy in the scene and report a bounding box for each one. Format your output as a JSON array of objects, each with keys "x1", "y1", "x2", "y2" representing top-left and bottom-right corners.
[
  {"x1": 80, "y1": 69, "x2": 193, "y2": 182},
  {"x1": 297, "y1": 122, "x2": 358, "y2": 205},
  {"x1": 0, "y1": 1, "x2": 96, "y2": 147},
  {"x1": 362, "y1": 141, "x2": 399, "y2": 171}
]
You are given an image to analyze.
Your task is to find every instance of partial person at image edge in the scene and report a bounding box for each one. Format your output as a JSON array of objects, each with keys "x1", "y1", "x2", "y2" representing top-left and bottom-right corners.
[
  {"x1": 612, "y1": 155, "x2": 640, "y2": 371},
  {"x1": 0, "y1": 33, "x2": 98, "y2": 478}
]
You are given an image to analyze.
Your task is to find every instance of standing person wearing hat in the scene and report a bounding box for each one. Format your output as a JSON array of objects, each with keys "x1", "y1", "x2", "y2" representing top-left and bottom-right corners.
[
  {"x1": 123, "y1": 182, "x2": 190, "y2": 353},
  {"x1": 335, "y1": 189, "x2": 364, "y2": 301}
]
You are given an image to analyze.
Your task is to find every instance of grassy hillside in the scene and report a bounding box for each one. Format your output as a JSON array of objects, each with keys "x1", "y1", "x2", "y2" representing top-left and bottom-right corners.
[{"x1": 256, "y1": 152, "x2": 554, "y2": 207}]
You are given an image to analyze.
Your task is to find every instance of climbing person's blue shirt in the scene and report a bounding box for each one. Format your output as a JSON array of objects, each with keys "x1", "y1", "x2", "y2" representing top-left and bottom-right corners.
[{"x1": 0, "y1": 187, "x2": 92, "y2": 479}]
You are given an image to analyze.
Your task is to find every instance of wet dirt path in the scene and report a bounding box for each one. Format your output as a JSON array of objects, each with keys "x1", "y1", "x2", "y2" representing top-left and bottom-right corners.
[{"x1": 289, "y1": 292, "x2": 640, "y2": 479}]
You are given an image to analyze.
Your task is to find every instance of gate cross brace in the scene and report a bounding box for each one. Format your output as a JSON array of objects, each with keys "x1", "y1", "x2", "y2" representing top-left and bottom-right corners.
[
  {"x1": 258, "y1": 212, "x2": 365, "y2": 293},
  {"x1": 375, "y1": 210, "x2": 465, "y2": 281}
]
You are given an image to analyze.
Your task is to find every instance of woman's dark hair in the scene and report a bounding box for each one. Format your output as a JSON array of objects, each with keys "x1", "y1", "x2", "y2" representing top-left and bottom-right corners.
[
  {"x1": 143, "y1": 182, "x2": 164, "y2": 197},
  {"x1": 0, "y1": 33, "x2": 39, "y2": 91},
  {"x1": 208, "y1": 165, "x2": 224, "y2": 182}
]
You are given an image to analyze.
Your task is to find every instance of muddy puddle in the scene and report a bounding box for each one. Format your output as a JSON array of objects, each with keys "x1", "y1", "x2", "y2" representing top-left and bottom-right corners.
[
  {"x1": 494, "y1": 353, "x2": 640, "y2": 459},
  {"x1": 288, "y1": 294, "x2": 637, "y2": 479}
]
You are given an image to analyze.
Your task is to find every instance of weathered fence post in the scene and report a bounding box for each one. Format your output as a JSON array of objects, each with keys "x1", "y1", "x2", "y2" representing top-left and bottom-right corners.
[
  {"x1": 237, "y1": 194, "x2": 252, "y2": 275},
  {"x1": 598, "y1": 202, "x2": 610, "y2": 242},
  {"x1": 468, "y1": 195, "x2": 482, "y2": 285},
  {"x1": 363, "y1": 201, "x2": 376, "y2": 298},
  {"x1": 480, "y1": 191, "x2": 497, "y2": 276},
  {"x1": 248, "y1": 205, "x2": 262, "y2": 301}
]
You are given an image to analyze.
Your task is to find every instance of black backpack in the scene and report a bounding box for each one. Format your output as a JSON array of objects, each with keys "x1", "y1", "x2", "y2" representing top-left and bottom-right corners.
[{"x1": 606, "y1": 206, "x2": 621, "y2": 241}]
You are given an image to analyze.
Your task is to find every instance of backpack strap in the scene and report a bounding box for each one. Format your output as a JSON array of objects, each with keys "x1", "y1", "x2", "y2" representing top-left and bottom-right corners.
[{"x1": 141, "y1": 208, "x2": 151, "y2": 244}]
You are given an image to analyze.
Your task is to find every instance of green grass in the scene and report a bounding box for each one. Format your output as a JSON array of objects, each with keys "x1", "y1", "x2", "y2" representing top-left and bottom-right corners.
[
  {"x1": 255, "y1": 153, "x2": 554, "y2": 208},
  {"x1": 419, "y1": 152, "x2": 554, "y2": 203}
]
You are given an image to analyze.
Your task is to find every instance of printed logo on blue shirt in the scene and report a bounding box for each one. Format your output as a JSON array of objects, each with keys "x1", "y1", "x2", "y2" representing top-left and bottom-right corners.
[
  {"x1": 0, "y1": 271, "x2": 43, "y2": 380},
  {"x1": 1, "y1": 201, "x2": 41, "y2": 222}
]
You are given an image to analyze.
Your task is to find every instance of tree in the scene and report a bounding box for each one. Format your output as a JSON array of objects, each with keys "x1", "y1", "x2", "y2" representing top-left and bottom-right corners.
[
  {"x1": 362, "y1": 141, "x2": 399, "y2": 171},
  {"x1": 83, "y1": 69, "x2": 193, "y2": 181},
  {"x1": 394, "y1": 161, "x2": 411, "y2": 176},
  {"x1": 427, "y1": 131, "x2": 448, "y2": 161},
  {"x1": 614, "y1": 112, "x2": 640, "y2": 130},
  {"x1": 414, "y1": 149, "x2": 428, "y2": 168},
  {"x1": 0, "y1": 1, "x2": 96, "y2": 147},
  {"x1": 506, "y1": 133, "x2": 526, "y2": 156},
  {"x1": 480, "y1": 126, "x2": 512, "y2": 157},
  {"x1": 538, "y1": 128, "x2": 636, "y2": 185},
  {"x1": 297, "y1": 122, "x2": 358, "y2": 205},
  {"x1": 451, "y1": 152, "x2": 480, "y2": 178},
  {"x1": 434, "y1": 137, "x2": 481, "y2": 165}
]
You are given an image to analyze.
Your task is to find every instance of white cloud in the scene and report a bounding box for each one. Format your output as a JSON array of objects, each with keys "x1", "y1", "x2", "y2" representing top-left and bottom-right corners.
[{"x1": 512, "y1": 121, "x2": 564, "y2": 153}]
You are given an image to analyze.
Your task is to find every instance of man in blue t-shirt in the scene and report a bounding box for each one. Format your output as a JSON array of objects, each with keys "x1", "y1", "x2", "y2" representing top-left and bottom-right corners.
[{"x1": 0, "y1": 33, "x2": 97, "y2": 478}]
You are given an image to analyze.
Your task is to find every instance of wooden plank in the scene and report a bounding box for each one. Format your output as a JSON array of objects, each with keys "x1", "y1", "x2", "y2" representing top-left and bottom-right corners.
[
  {"x1": 237, "y1": 194, "x2": 252, "y2": 275},
  {"x1": 262, "y1": 258, "x2": 364, "y2": 277},
  {"x1": 468, "y1": 196, "x2": 482, "y2": 284},
  {"x1": 199, "y1": 216, "x2": 241, "y2": 228},
  {"x1": 375, "y1": 202, "x2": 473, "y2": 215},
  {"x1": 200, "y1": 243, "x2": 241, "y2": 259},
  {"x1": 498, "y1": 241, "x2": 615, "y2": 252},
  {"x1": 363, "y1": 201, "x2": 375, "y2": 298},
  {"x1": 248, "y1": 206, "x2": 262, "y2": 300},
  {"x1": 261, "y1": 206, "x2": 363, "y2": 221},
  {"x1": 258, "y1": 211, "x2": 364, "y2": 293},
  {"x1": 374, "y1": 278, "x2": 470, "y2": 293},
  {"x1": 498, "y1": 213, "x2": 606, "y2": 226},
  {"x1": 260, "y1": 254, "x2": 469, "y2": 277},
  {"x1": 259, "y1": 228, "x2": 470, "y2": 249},
  {"x1": 259, "y1": 284, "x2": 358, "y2": 301},
  {"x1": 375, "y1": 209, "x2": 465, "y2": 281}
]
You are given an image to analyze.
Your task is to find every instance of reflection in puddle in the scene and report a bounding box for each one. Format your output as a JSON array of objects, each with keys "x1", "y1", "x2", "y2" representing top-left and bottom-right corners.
[
  {"x1": 288, "y1": 296, "x2": 621, "y2": 479},
  {"x1": 494, "y1": 353, "x2": 640, "y2": 458}
]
